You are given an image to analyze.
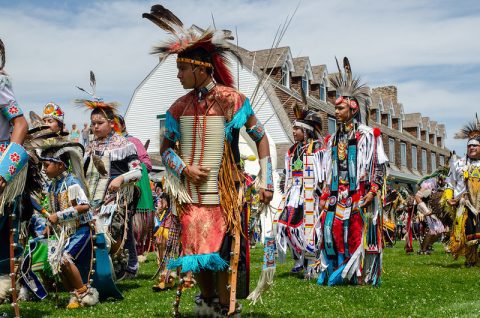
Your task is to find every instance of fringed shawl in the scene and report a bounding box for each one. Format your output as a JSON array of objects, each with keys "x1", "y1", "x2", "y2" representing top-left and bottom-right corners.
[{"x1": 87, "y1": 133, "x2": 137, "y2": 162}]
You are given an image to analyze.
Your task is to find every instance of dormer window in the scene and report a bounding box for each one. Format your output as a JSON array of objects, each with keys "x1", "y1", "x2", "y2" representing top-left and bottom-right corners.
[
  {"x1": 387, "y1": 114, "x2": 392, "y2": 128},
  {"x1": 281, "y1": 63, "x2": 290, "y2": 88},
  {"x1": 376, "y1": 109, "x2": 381, "y2": 123},
  {"x1": 302, "y1": 72, "x2": 309, "y2": 96},
  {"x1": 417, "y1": 126, "x2": 421, "y2": 139},
  {"x1": 320, "y1": 78, "x2": 326, "y2": 101},
  {"x1": 426, "y1": 128, "x2": 430, "y2": 143},
  {"x1": 398, "y1": 119, "x2": 403, "y2": 132}
]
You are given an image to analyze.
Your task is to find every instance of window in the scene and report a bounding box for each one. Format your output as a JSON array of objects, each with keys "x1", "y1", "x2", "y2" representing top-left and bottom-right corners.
[
  {"x1": 388, "y1": 114, "x2": 392, "y2": 128},
  {"x1": 412, "y1": 145, "x2": 417, "y2": 170},
  {"x1": 398, "y1": 119, "x2": 403, "y2": 132},
  {"x1": 439, "y1": 155, "x2": 445, "y2": 166},
  {"x1": 388, "y1": 138, "x2": 395, "y2": 163},
  {"x1": 422, "y1": 149, "x2": 427, "y2": 172},
  {"x1": 157, "y1": 114, "x2": 166, "y2": 152},
  {"x1": 281, "y1": 64, "x2": 290, "y2": 88},
  {"x1": 417, "y1": 126, "x2": 421, "y2": 139},
  {"x1": 400, "y1": 142, "x2": 407, "y2": 166},
  {"x1": 376, "y1": 109, "x2": 381, "y2": 124},
  {"x1": 425, "y1": 128, "x2": 429, "y2": 143},
  {"x1": 431, "y1": 153, "x2": 436, "y2": 171},
  {"x1": 328, "y1": 117, "x2": 336, "y2": 135},
  {"x1": 301, "y1": 73, "x2": 309, "y2": 96},
  {"x1": 320, "y1": 80, "x2": 326, "y2": 101}
]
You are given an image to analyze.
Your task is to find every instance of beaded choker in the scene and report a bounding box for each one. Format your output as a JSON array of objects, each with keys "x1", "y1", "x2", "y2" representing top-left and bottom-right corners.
[{"x1": 197, "y1": 81, "x2": 216, "y2": 100}]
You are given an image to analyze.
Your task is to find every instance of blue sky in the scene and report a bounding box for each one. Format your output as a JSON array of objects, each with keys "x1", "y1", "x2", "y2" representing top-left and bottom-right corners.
[{"x1": 0, "y1": 0, "x2": 478, "y2": 155}]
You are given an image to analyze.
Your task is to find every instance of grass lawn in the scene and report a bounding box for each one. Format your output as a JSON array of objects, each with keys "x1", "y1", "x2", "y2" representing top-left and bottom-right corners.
[{"x1": 2, "y1": 242, "x2": 480, "y2": 317}]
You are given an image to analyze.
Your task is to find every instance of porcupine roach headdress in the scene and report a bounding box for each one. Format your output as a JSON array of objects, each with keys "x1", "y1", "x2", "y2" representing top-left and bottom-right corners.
[
  {"x1": 75, "y1": 71, "x2": 122, "y2": 133},
  {"x1": 143, "y1": 4, "x2": 241, "y2": 88},
  {"x1": 329, "y1": 57, "x2": 370, "y2": 121},
  {"x1": 454, "y1": 113, "x2": 480, "y2": 147},
  {"x1": 75, "y1": 71, "x2": 118, "y2": 112}
]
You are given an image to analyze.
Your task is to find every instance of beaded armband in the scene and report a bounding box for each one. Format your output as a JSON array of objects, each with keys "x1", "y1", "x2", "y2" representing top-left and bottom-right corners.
[
  {"x1": 246, "y1": 118, "x2": 265, "y2": 142},
  {"x1": 57, "y1": 207, "x2": 79, "y2": 223},
  {"x1": 161, "y1": 148, "x2": 186, "y2": 178},
  {"x1": 258, "y1": 156, "x2": 274, "y2": 191},
  {"x1": 0, "y1": 142, "x2": 28, "y2": 183},
  {"x1": 1, "y1": 100, "x2": 23, "y2": 121}
]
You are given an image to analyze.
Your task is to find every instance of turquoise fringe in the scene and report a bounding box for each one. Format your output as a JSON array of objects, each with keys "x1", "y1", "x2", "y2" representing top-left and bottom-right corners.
[
  {"x1": 167, "y1": 252, "x2": 229, "y2": 273},
  {"x1": 165, "y1": 111, "x2": 181, "y2": 142},
  {"x1": 224, "y1": 98, "x2": 254, "y2": 142}
]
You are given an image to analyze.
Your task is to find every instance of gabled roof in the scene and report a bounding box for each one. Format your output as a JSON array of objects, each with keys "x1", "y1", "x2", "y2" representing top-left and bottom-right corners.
[
  {"x1": 291, "y1": 56, "x2": 312, "y2": 79},
  {"x1": 392, "y1": 102, "x2": 404, "y2": 120},
  {"x1": 403, "y1": 113, "x2": 422, "y2": 128},
  {"x1": 369, "y1": 90, "x2": 383, "y2": 110},
  {"x1": 421, "y1": 117, "x2": 431, "y2": 131},
  {"x1": 430, "y1": 121, "x2": 438, "y2": 135},
  {"x1": 437, "y1": 124, "x2": 446, "y2": 137},
  {"x1": 311, "y1": 64, "x2": 327, "y2": 84},
  {"x1": 382, "y1": 97, "x2": 394, "y2": 114},
  {"x1": 249, "y1": 46, "x2": 293, "y2": 70},
  {"x1": 327, "y1": 73, "x2": 338, "y2": 91}
]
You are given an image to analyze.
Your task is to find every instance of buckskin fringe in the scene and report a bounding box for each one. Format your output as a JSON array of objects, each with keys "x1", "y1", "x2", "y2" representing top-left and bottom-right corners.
[
  {"x1": 0, "y1": 165, "x2": 27, "y2": 215},
  {"x1": 218, "y1": 141, "x2": 244, "y2": 234}
]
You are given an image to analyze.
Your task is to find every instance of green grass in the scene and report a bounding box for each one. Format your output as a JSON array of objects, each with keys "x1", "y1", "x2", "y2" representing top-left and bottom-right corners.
[{"x1": 2, "y1": 242, "x2": 480, "y2": 317}]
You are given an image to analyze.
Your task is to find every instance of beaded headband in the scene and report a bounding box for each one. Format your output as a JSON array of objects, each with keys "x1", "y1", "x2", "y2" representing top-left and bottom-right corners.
[{"x1": 176, "y1": 57, "x2": 213, "y2": 68}]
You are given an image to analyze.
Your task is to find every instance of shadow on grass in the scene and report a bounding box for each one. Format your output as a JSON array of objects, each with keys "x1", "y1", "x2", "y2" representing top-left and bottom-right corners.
[
  {"x1": 116, "y1": 281, "x2": 142, "y2": 292},
  {"x1": 5, "y1": 307, "x2": 51, "y2": 318},
  {"x1": 426, "y1": 262, "x2": 464, "y2": 269},
  {"x1": 132, "y1": 273, "x2": 153, "y2": 280},
  {"x1": 275, "y1": 272, "x2": 304, "y2": 280},
  {"x1": 155, "y1": 312, "x2": 274, "y2": 318}
]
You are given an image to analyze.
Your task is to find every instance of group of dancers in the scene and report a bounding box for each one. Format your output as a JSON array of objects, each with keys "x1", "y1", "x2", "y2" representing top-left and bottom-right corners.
[
  {"x1": 399, "y1": 129, "x2": 480, "y2": 267},
  {"x1": 0, "y1": 3, "x2": 479, "y2": 318}
]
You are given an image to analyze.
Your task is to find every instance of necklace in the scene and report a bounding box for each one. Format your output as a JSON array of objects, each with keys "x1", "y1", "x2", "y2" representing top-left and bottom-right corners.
[{"x1": 292, "y1": 143, "x2": 305, "y2": 171}]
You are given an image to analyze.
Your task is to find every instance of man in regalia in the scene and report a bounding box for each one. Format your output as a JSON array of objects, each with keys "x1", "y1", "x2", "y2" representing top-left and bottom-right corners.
[
  {"x1": 143, "y1": 5, "x2": 273, "y2": 317},
  {"x1": 447, "y1": 115, "x2": 480, "y2": 267},
  {"x1": 318, "y1": 57, "x2": 388, "y2": 286}
]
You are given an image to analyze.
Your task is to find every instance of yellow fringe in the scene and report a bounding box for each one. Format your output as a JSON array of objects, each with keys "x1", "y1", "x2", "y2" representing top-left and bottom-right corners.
[
  {"x1": 440, "y1": 190, "x2": 456, "y2": 221},
  {"x1": 218, "y1": 141, "x2": 244, "y2": 235},
  {"x1": 449, "y1": 210, "x2": 467, "y2": 259}
]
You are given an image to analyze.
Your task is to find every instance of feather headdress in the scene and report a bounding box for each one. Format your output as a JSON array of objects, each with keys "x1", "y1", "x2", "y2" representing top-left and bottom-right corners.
[
  {"x1": 329, "y1": 57, "x2": 369, "y2": 111},
  {"x1": 454, "y1": 113, "x2": 480, "y2": 144},
  {"x1": 25, "y1": 111, "x2": 68, "y2": 146},
  {"x1": 38, "y1": 138, "x2": 89, "y2": 195},
  {"x1": 75, "y1": 71, "x2": 118, "y2": 117},
  {"x1": 143, "y1": 4, "x2": 241, "y2": 88}
]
